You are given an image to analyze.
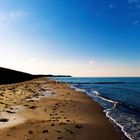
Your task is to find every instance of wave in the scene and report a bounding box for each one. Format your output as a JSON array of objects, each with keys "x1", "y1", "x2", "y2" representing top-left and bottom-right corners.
[
  {"x1": 92, "y1": 90, "x2": 116, "y2": 104},
  {"x1": 70, "y1": 85, "x2": 86, "y2": 93},
  {"x1": 90, "y1": 91, "x2": 140, "y2": 140},
  {"x1": 99, "y1": 94, "x2": 140, "y2": 112},
  {"x1": 105, "y1": 110, "x2": 133, "y2": 140},
  {"x1": 63, "y1": 82, "x2": 125, "y2": 84},
  {"x1": 71, "y1": 83, "x2": 140, "y2": 112},
  {"x1": 92, "y1": 91, "x2": 118, "y2": 111},
  {"x1": 71, "y1": 86, "x2": 136, "y2": 140},
  {"x1": 92, "y1": 89, "x2": 140, "y2": 112},
  {"x1": 92, "y1": 91, "x2": 138, "y2": 140}
]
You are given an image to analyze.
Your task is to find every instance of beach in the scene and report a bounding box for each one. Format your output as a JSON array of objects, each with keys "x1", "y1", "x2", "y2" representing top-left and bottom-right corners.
[{"x1": 0, "y1": 77, "x2": 124, "y2": 140}]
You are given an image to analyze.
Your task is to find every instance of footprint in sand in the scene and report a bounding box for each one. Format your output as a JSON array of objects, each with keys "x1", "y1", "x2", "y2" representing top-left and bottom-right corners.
[
  {"x1": 57, "y1": 136, "x2": 63, "y2": 139},
  {"x1": 65, "y1": 129, "x2": 74, "y2": 135},
  {"x1": 42, "y1": 129, "x2": 48, "y2": 133},
  {"x1": 60, "y1": 111, "x2": 64, "y2": 113},
  {"x1": 29, "y1": 121, "x2": 34, "y2": 124},
  {"x1": 51, "y1": 123, "x2": 55, "y2": 126},
  {"x1": 59, "y1": 122, "x2": 65, "y2": 125},
  {"x1": 28, "y1": 130, "x2": 33, "y2": 134},
  {"x1": 56, "y1": 130, "x2": 61, "y2": 133},
  {"x1": 44, "y1": 108, "x2": 47, "y2": 112},
  {"x1": 75, "y1": 125, "x2": 82, "y2": 129},
  {"x1": 28, "y1": 106, "x2": 37, "y2": 109},
  {"x1": 6, "y1": 110, "x2": 16, "y2": 114},
  {"x1": 49, "y1": 113, "x2": 54, "y2": 116},
  {"x1": 0, "y1": 118, "x2": 9, "y2": 122},
  {"x1": 24, "y1": 104, "x2": 29, "y2": 106}
]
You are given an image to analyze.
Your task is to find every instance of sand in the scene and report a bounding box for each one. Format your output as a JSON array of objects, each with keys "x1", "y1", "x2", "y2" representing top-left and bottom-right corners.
[{"x1": 0, "y1": 78, "x2": 125, "y2": 140}]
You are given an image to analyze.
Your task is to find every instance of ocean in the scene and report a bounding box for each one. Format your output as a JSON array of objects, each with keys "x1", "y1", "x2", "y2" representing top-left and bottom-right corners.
[{"x1": 53, "y1": 77, "x2": 140, "y2": 140}]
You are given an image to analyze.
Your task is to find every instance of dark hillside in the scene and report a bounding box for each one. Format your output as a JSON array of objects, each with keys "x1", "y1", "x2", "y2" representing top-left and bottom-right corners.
[
  {"x1": 0, "y1": 67, "x2": 72, "y2": 85},
  {"x1": 0, "y1": 67, "x2": 37, "y2": 85}
]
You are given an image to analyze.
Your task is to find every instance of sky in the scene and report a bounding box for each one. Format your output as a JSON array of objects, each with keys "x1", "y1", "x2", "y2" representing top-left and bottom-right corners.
[{"x1": 0, "y1": 0, "x2": 140, "y2": 77}]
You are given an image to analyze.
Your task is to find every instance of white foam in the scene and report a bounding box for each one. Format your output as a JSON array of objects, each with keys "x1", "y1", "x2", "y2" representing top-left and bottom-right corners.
[
  {"x1": 70, "y1": 85, "x2": 86, "y2": 93},
  {"x1": 92, "y1": 90, "x2": 116, "y2": 104},
  {"x1": 92, "y1": 90, "x2": 100, "y2": 95},
  {"x1": 105, "y1": 110, "x2": 133, "y2": 140},
  {"x1": 92, "y1": 90, "x2": 133, "y2": 140},
  {"x1": 71, "y1": 87, "x2": 133, "y2": 140}
]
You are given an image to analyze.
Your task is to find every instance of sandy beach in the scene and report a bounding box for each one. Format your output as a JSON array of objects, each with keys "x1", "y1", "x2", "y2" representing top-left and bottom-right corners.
[{"x1": 0, "y1": 77, "x2": 125, "y2": 140}]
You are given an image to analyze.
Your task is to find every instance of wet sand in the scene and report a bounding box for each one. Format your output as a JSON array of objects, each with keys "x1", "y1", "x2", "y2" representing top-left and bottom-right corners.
[{"x1": 0, "y1": 78, "x2": 124, "y2": 140}]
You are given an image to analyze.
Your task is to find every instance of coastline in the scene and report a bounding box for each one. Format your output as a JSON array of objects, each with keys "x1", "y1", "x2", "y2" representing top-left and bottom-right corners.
[
  {"x1": 71, "y1": 85, "x2": 129, "y2": 140},
  {"x1": 0, "y1": 77, "x2": 125, "y2": 140},
  {"x1": 71, "y1": 85, "x2": 130, "y2": 140}
]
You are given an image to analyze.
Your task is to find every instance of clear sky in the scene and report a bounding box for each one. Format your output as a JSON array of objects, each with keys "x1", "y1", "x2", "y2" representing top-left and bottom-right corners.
[{"x1": 0, "y1": 0, "x2": 140, "y2": 77}]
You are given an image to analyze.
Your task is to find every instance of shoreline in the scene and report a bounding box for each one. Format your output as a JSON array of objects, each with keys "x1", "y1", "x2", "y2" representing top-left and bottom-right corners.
[
  {"x1": 70, "y1": 84, "x2": 129, "y2": 140},
  {"x1": 71, "y1": 85, "x2": 130, "y2": 140},
  {"x1": 0, "y1": 77, "x2": 126, "y2": 140}
]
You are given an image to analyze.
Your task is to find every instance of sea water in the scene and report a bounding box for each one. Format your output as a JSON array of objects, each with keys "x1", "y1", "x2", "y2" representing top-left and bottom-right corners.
[{"x1": 53, "y1": 77, "x2": 140, "y2": 140}]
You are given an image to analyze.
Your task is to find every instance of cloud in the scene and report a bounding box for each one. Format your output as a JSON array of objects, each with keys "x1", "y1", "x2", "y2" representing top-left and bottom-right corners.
[
  {"x1": 109, "y1": 4, "x2": 114, "y2": 9},
  {"x1": 128, "y1": 0, "x2": 140, "y2": 10},
  {"x1": 128, "y1": 0, "x2": 139, "y2": 3},
  {"x1": 0, "y1": 11, "x2": 27, "y2": 22},
  {"x1": 10, "y1": 11, "x2": 26, "y2": 18},
  {"x1": 89, "y1": 61, "x2": 95, "y2": 64},
  {"x1": 133, "y1": 20, "x2": 139, "y2": 24},
  {"x1": 136, "y1": 4, "x2": 140, "y2": 8}
]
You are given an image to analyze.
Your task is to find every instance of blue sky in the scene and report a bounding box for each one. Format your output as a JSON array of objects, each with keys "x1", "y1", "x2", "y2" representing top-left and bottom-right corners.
[{"x1": 0, "y1": 0, "x2": 140, "y2": 76}]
